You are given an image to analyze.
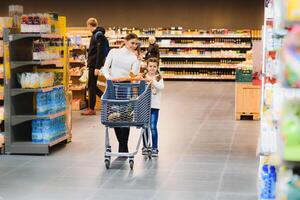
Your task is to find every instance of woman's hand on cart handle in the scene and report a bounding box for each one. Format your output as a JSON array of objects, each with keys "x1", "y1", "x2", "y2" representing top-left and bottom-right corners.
[{"x1": 111, "y1": 76, "x2": 143, "y2": 82}]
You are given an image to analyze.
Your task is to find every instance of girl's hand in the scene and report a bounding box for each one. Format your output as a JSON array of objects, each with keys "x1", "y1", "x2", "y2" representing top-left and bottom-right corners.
[{"x1": 144, "y1": 75, "x2": 153, "y2": 84}]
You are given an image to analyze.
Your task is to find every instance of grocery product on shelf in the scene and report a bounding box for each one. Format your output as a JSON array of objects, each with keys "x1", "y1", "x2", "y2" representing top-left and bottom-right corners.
[
  {"x1": 260, "y1": 164, "x2": 277, "y2": 199},
  {"x1": 36, "y1": 86, "x2": 66, "y2": 115},
  {"x1": 281, "y1": 99, "x2": 300, "y2": 161},
  {"x1": 18, "y1": 72, "x2": 54, "y2": 88},
  {"x1": 21, "y1": 13, "x2": 60, "y2": 33},
  {"x1": 103, "y1": 27, "x2": 258, "y2": 80},
  {"x1": 66, "y1": 30, "x2": 89, "y2": 111},
  {"x1": 32, "y1": 116, "x2": 66, "y2": 144},
  {"x1": 281, "y1": 26, "x2": 300, "y2": 88},
  {"x1": 33, "y1": 38, "x2": 63, "y2": 60}
]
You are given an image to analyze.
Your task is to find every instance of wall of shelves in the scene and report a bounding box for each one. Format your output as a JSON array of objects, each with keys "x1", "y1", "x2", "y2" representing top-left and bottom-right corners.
[{"x1": 106, "y1": 28, "x2": 261, "y2": 81}]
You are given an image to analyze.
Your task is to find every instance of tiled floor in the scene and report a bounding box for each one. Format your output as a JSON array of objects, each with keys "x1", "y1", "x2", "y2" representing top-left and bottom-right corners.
[{"x1": 0, "y1": 82, "x2": 259, "y2": 200}]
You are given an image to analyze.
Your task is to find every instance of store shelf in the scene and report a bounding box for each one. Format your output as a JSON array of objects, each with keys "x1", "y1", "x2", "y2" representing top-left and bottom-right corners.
[
  {"x1": 280, "y1": 87, "x2": 300, "y2": 100},
  {"x1": 9, "y1": 134, "x2": 67, "y2": 154},
  {"x1": 11, "y1": 85, "x2": 63, "y2": 96},
  {"x1": 70, "y1": 88, "x2": 85, "y2": 91},
  {"x1": 158, "y1": 44, "x2": 252, "y2": 49},
  {"x1": 160, "y1": 64, "x2": 237, "y2": 69},
  {"x1": 160, "y1": 54, "x2": 246, "y2": 59},
  {"x1": 9, "y1": 33, "x2": 63, "y2": 41},
  {"x1": 70, "y1": 74, "x2": 82, "y2": 77},
  {"x1": 11, "y1": 110, "x2": 66, "y2": 126},
  {"x1": 69, "y1": 60, "x2": 85, "y2": 65},
  {"x1": 10, "y1": 60, "x2": 63, "y2": 69},
  {"x1": 110, "y1": 34, "x2": 251, "y2": 39},
  {"x1": 163, "y1": 75, "x2": 235, "y2": 80}
]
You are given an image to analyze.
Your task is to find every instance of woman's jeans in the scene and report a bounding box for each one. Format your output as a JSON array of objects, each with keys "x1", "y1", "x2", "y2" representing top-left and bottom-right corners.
[{"x1": 143, "y1": 108, "x2": 159, "y2": 150}]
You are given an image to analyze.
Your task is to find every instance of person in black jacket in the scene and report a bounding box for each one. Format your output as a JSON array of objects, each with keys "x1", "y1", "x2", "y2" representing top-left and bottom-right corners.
[
  {"x1": 145, "y1": 36, "x2": 160, "y2": 60},
  {"x1": 82, "y1": 18, "x2": 107, "y2": 115}
]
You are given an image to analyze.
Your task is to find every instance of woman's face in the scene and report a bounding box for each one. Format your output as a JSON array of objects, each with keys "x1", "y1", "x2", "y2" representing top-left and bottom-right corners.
[
  {"x1": 125, "y1": 38, "x2": 139, "y2": 52},
  {"x1": 147, "y1": 62, "x2": 158, "y2": 75}
]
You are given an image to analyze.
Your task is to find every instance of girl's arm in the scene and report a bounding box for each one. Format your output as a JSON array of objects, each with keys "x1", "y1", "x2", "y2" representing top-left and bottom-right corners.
[
  {"x1": 152, "y1": 78, "x2": 164, "y2": 90},
  {"x1": 101, "y1": 49, "x2": 114, "y2": 79}
]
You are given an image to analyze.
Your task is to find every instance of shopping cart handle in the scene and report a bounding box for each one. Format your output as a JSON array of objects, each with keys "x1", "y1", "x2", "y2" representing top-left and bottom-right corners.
[{"x1": 111, "y1": 76, "x2": 143, "y2": 83}]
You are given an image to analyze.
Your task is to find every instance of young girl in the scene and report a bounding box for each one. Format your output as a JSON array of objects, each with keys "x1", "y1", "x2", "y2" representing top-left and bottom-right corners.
[{"x1": 142, "y1": 57, "x2": 164, "y2": 157}]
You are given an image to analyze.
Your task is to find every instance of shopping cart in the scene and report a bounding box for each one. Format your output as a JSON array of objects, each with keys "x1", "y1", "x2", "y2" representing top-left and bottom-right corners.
[{"x1": 101, "y1": 79, "x2": 152, "y2": 169}]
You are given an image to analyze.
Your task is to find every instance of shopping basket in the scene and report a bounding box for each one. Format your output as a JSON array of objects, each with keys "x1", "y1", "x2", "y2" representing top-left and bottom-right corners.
[{"x1": 101, "y1": 80, "x2": 152, "y2": 169}]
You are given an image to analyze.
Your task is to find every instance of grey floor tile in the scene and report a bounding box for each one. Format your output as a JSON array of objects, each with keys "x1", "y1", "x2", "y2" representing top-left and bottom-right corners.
[
  {"x1": 27, "y1": 187, "x2": 98, "y2": 200},
  {"x1": 161, "y1": 178, "x2": 219, "y2": 192},
  {"x1": 153, "y1": 191, "x2": 216, "y2": 200},
  {"x1": 90, "y1": 189, "x2": 154, "y2": 200},
  {"x1": 219, "y1": 172, "x2": 258, "y2": 194},
  {"x1": 217, "y1": 192, "x2": 257, "y2": 200}
]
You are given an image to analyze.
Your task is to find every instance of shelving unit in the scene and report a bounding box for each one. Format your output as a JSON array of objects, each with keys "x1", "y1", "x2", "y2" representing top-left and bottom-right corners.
[
  {"x1": 3, "y1": 16, "x2": 70, "y2": 154},
  {"x1": 257, "y1": 2, "x2": 279, "y2": 199},
  {"x1": 0, "y1": 17, "x2": 12, "y2": 151},
  {"x1": 66, "y1": 29, "x2": 90, "y2": 111},
  {"x1": 106, "y1": 28, "x2": 256, "y2": 80}
]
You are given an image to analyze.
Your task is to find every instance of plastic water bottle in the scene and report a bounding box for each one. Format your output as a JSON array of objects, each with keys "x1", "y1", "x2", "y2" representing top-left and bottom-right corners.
[
  {"x1": 260, "y1": 165, "x2": 269, "y2": 199},
  {"x1": 36, "y1": 119, "x2": 43, "y2": 143},
  {"x1": 269, "y1": 166, "x2": 276, "y2": 199},
  {"x1": 42, "y1": 119, "x2": 51, "y2": 143},
  {"x1": 37, "y1": 92, "x2": 47, "y2": 115},
  {"x1": 32, "y1": 120, "x2": 37, "y2": 143}
]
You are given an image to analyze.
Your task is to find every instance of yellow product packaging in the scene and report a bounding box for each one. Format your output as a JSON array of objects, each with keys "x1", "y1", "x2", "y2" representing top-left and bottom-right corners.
[{"x1": 286, "y1": 0, "x2": 300, "y2": 22}]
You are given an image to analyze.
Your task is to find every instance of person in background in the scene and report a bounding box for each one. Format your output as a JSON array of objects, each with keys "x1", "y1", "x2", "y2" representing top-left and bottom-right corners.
[
  {"x1": 144, "y1": 36, "x2": 160, "y2": 60},
  {"x1": 101, "y1": 33, "x2": 141, "y2": 153},
  {"x1": 82, "y1": 17, "x2": 108, "y2": 115},
  {"x1": 142, "y1": 57, "x2": 164, "y2": 157}
]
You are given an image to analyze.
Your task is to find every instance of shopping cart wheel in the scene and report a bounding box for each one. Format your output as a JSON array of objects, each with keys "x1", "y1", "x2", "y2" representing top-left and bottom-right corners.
[
  {"x1": 105, "y1": 159, "x2": 110, "y2": 169},
  {"x1": 129, "y1": 160, "x2": 134, "y2": 170}
]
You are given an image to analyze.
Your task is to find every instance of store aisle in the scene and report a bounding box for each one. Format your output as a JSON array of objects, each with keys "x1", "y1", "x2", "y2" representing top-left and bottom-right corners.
[{"x1": 0, "y1": 82, "x2": 259, "y2": 200}]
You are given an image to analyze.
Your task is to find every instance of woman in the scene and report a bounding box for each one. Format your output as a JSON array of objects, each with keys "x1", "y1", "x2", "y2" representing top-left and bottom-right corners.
[{"x1": 101, "y1": 33, "x2": 141, "y2": 153}]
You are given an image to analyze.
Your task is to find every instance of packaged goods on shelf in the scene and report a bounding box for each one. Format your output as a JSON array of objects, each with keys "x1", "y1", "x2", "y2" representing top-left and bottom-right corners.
[
  {"x1": 18, "y1": 72, "x2": 54, "y2": 88},
  {"x1": 281, "y1": 27, "x2": 300, "y2": 88},
  {"x1": 36, "y1": 86, "x2": 66, "y2": 115},
  {"x1": 0, "y1": 40, "x2": 3, "y2": 57},
  {"x1": 32, "y1": 116, "x2": 66, "y2": 144},
  {"x1": 259, "y1": 164, "x2": 277, "y2": 199},
  {"x1": 69, "y1": 67, "x2": 82, "y2": 76},
  {"x1": 0, "y1": 17, "x2": 13, "y2": 38},
  {"x1": 21, "y1": 13, "x2": 60, "y2": 33},
  {"x1": 33, "y1": 38, "x2": 63, "y2": 60},
  {"x1": 283, "y1": 0, "x2": 300, "y2": 23},
  {"x1": 280, "y1": 98, "x2": 300, "y2": 162},
  {"x1": 70, "y1": 84, "x2": 85, "y2": 91},
  {"x1": 0, "y1": 107, "x2": 3, "y2": 121}
]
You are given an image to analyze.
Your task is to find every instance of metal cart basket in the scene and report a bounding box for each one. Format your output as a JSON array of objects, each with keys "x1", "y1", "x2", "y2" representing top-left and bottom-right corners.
[{"x1": 101, "y1": 80, "x2": 152, "y2": 169}]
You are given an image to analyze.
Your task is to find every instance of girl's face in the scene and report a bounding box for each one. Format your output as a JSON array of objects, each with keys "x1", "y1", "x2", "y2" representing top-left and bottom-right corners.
[
  {"x1": 147, "y1": 62, "x2": 158, "y2": 75},
  {"x1": 125, "y1": 38, "x2": 138, "y2": 52}
]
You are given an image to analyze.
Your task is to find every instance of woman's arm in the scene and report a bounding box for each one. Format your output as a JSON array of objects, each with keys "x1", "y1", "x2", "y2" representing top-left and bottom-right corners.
[
  {"x1": 131, "y1": 59, "x2": 141, "y2": 76},
  {"x1": 101, "y1": 49, "x2": 114, "y2": 79}
]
